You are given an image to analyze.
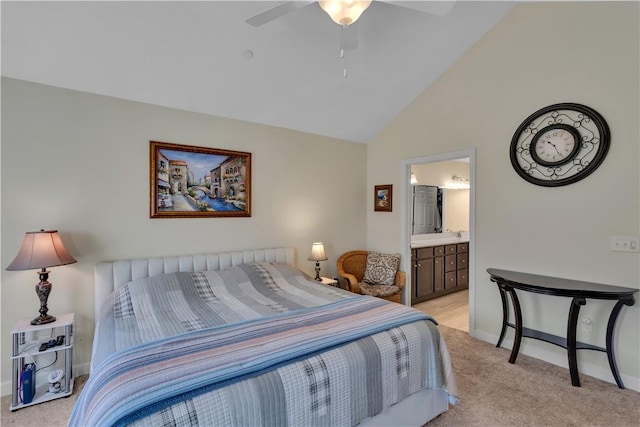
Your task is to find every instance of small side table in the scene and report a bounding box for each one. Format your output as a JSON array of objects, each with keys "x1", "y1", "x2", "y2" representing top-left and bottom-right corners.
[
  {"x1": 319, "y1": 277, "x2": 339, "y2": 287},
  {"x1": 10, "y1": 313, "x2": 75, "y2": 411}
]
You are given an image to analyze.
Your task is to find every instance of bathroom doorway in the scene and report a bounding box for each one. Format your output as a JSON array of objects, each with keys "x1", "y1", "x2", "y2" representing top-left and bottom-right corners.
[{"x1": 401, "y1": 149, "x2": 475, "y2": 334}]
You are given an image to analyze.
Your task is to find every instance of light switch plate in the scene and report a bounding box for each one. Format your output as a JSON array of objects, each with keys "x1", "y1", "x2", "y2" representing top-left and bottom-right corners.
[{"x1": 610, "y1": 236, "x2": 639, "y2": 253}]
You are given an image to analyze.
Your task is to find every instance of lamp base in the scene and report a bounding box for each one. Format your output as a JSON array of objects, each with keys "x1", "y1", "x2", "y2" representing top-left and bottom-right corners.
[
  {"x1": 31, "y1": 314, "x2": 56, "y2": 325},
  {"x1": 33, "y1": 271, "x2": 55, "y2": 325},
  {"x1": 314, "y1": 262, "x2": 322, "y2": 281}
]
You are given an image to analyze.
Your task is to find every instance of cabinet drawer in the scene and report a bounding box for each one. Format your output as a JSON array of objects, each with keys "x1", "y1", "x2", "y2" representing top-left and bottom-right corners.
[
  {"x1": 434, "y1": 246, "x2": 445, "y2": 256},
  {"x1": 457, "y1": 253, "x2": 468, "y2": 269},
  {"x1": 445, "y1": 271, "x2": 457, "y2": 288},
  {"x1": 457, "y1": 243, "x2": 468, "y2": 253},
  {"x1": 457, "y1": 269, "x2": 468, "y2": 287},
  {"x1": 445, "y1": 244, "x2": 457, "y2": 255},
  {"x1": 416, "y1": 247, "x2": 434, "y2": 259},
  {"x1": 445, "y1": 254, "x2": 457, "y2": 272}
]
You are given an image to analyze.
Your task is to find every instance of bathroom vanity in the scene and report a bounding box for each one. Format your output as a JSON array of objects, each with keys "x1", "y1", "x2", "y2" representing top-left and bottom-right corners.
[{"x1": 410, "y1": 233, "x2": 469, "y2": 304}]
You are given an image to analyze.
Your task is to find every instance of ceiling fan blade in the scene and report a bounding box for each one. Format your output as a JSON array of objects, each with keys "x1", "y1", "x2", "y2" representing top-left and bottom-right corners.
[
  {"x1": 245, "y1": 1, "x2": 314, "y2": 27},
  {"x1": 383, "y1": 1, "x2": 456, "y2": 16}
]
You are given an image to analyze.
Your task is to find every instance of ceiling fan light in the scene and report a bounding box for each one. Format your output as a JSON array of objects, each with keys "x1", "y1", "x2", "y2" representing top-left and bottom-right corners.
[{"x1": 319, "y1": 0, "x2": 372, "y2": 26}]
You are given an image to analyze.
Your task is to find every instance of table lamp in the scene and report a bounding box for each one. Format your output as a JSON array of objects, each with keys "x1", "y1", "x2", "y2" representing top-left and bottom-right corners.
[
  {"x1": 307, "y1": 242, "x2": 328, "y2": 281},
  {"x1": 6, "y1": 230, "x2": 77, "y2": 325}
]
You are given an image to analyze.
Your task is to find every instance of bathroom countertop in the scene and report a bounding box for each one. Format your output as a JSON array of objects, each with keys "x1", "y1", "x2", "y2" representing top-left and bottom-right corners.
[
  {"x1": 411, "y1": 232, "x2": 469, "y2": 248},
  {"x1": 411, "y1": 237, "x2": 469, "y2": 248}
]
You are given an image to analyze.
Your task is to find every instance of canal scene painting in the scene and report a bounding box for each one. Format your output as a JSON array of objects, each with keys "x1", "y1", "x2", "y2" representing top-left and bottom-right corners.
[{"x1": 150, "y1": 141, "x2": 251, "y2": 218}]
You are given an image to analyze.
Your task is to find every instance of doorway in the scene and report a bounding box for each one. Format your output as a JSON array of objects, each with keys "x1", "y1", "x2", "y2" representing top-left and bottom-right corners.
[{"x1": 400, "y1": 149, "x2": 475, "y2": 335}]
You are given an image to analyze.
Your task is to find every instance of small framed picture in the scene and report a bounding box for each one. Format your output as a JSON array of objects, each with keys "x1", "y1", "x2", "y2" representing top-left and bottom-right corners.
[{"x1": 374, "y1": 185, "x2": 392, "y2": 212}]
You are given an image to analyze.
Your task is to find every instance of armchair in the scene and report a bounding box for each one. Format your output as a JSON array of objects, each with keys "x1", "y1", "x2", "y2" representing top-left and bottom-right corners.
[{"x1": 336, "y1": 250, "x2": 406, "y2": 303}]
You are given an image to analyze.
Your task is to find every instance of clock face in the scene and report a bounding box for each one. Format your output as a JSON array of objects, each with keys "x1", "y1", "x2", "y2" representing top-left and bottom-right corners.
[
  {"x1": 510, "y1": 103, "x2": 610, "y2": 187},
  {"x1": 530, "y1": 124, "x2": 581, "y2": 166}
]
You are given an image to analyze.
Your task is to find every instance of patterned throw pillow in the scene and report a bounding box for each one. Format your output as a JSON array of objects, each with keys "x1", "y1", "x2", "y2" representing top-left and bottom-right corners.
[{"x1": 363, "y1": 251, "x2": 400, "y2": 286}]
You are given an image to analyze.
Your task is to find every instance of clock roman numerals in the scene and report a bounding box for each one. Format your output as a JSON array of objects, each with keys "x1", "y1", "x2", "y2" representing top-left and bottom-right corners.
[{"x1": 535, "y1": 130, "x2": 576, "y2": 163}]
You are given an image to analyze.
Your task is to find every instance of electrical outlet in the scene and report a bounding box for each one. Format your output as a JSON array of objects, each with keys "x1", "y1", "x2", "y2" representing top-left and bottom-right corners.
[
  {"x1": 581, "y1": 317, "x2": 592, "y2": 334},
  {"x1": 610, "y1": 236, "x2": 639, "y2": 253}
]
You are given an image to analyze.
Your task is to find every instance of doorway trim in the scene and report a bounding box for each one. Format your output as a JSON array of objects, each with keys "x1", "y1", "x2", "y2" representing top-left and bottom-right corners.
[{"x1": 400, "y1": 148, "x2": 476, "y2": 335}]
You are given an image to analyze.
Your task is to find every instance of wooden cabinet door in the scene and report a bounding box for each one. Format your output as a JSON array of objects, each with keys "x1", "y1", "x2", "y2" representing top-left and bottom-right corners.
[
  {"x1": 411, "y1": 250, "x2": 417, "y2": 298},
  {"x1": 415, "y1": 258, "x2": 434, "y2": 298}
]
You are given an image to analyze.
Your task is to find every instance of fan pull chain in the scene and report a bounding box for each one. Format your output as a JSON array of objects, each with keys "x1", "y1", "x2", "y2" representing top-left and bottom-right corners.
[
  {"x1": 341, "y1": 25, "x2": 348, "y2": 77},
  {"x1": 341, "y1": 48, "x2": 347, "y2": 78}
]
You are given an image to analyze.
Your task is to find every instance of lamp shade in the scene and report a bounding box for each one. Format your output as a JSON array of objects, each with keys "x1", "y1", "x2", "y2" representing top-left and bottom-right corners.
[
  {"x1": 6, "y1": 230, "x2": 77, "y2": 271},
  {"x1": 318, "y1": 0, "x2": 372, "y2": 26},
  {"x1": 307, "y1": 242, "x2": 328, "y2": 262}
]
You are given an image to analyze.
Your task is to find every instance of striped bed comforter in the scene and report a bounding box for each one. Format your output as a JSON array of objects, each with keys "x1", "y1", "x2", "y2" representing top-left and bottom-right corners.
[{"x1": 70, "y1": 262, "x2": 457, "y2": 426}]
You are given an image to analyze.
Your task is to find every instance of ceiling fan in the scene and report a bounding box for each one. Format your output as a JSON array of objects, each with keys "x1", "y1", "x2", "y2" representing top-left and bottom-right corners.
[
  {"x1": 246, "y1": 1, "x2": 456, "y2": 76},
  {"x1": 246, "y1": 1, "x2": 456, "y2": 28}
]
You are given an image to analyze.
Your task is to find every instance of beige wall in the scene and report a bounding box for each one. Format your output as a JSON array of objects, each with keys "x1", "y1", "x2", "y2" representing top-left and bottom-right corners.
[
  {"x1": 368, "y1": 2, "x2": 639, "y2": 389},
  {"x1": 0, "y1": 78, "x2": 367, "y2": 392}
]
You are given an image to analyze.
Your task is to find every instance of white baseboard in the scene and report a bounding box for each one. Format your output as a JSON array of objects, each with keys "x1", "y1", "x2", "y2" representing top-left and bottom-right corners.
[
  {"x1": 472, "y1": 329, "x2": 640, "y2": 392},
  {"x1": 1, "y1": 362, "x2": 90, "y2": 397}
]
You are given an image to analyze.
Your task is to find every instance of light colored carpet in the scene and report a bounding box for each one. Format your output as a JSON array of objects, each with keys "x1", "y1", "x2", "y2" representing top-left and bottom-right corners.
[
  {"x1": 1, "y1": 375, "x2": 86, "y2": 426},
  {"x1": 1, "y1": 326, "x2": 638, "y2": 426},
  {"x1": 428, "y1": 326, "x2": 640, "y2": 426}
]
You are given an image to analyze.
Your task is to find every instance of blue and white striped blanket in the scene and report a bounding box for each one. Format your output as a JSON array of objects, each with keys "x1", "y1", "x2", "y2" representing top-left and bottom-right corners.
[{"x1": 70, "y1": 262, "x2": 457, "y2": 426}]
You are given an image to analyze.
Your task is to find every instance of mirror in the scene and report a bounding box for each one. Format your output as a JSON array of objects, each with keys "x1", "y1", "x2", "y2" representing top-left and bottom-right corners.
[
  {"x1": 412, "y1": 185, "x2": 443, "y2": 234},
  {"x1": 411, "y1": 159, "x2": 470, "y2": 235}
]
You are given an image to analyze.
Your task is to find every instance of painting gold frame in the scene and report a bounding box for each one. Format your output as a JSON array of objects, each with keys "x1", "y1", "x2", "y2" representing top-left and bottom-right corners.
[{"x1": 150, "y1": 141, "x2": 251, "y2": 218}]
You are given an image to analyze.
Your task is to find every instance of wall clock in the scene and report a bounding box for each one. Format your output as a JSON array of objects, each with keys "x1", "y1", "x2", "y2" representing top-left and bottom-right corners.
[{"x1": 510, "y1": 103, "x2": 610, "y2": 187}]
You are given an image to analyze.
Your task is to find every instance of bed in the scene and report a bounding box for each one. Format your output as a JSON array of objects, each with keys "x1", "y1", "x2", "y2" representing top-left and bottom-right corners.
[{"x1": 70, "y1": 247, "x2": 457, "y2": 426}]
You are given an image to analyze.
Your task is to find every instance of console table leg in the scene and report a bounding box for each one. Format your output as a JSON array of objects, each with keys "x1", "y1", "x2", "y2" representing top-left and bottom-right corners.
[
  {"x1": 496, "y1": 283, "x2": 510, "y2": 348},
  {"x1": 507, "y1": 287, "x2": 522, "y2": 364},
  {"x1": 606, "y1": 296, "x2": 635, "y2": 389},
  {"x1": 567, "y1": 297, "x2": 586, "y2": 387}
]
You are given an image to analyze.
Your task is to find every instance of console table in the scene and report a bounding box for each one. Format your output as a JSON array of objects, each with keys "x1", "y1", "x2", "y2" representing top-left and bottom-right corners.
[{"x1": 487, "y1": 268, "x2": 637, "y2": 389}]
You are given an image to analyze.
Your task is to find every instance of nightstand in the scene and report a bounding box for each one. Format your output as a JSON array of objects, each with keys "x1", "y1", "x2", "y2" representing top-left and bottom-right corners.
[
  {"x1": 10, "y1": 313, "x2": 75, "y2": 411},
  {"x1": 319, "y1": 277, "x2": 339, "y2": 287}
]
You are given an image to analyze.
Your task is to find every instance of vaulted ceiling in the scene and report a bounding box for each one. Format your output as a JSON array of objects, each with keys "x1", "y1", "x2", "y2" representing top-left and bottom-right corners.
[{"x1": 1, "y1": 1, "x2": 514, "y2": 142}]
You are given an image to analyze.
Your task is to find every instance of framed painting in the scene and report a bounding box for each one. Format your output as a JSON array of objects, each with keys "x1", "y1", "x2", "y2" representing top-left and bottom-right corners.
[
  {"x1": 150, "y1": 141, "x2": 251, "y2": 218},
  {"x1": 374, "y1": 184, "x2": 392, "y2": 212}
]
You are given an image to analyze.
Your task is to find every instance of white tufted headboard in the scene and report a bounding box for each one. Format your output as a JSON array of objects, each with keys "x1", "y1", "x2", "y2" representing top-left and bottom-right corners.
[{"x1": 94, "y1": 247, "x2": 295, "y2": 319}]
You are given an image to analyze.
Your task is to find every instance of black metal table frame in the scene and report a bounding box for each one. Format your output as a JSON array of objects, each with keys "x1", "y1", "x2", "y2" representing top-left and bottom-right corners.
[{"x1": 488, "y1": 268, "x2": 637, "y2": 389}]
